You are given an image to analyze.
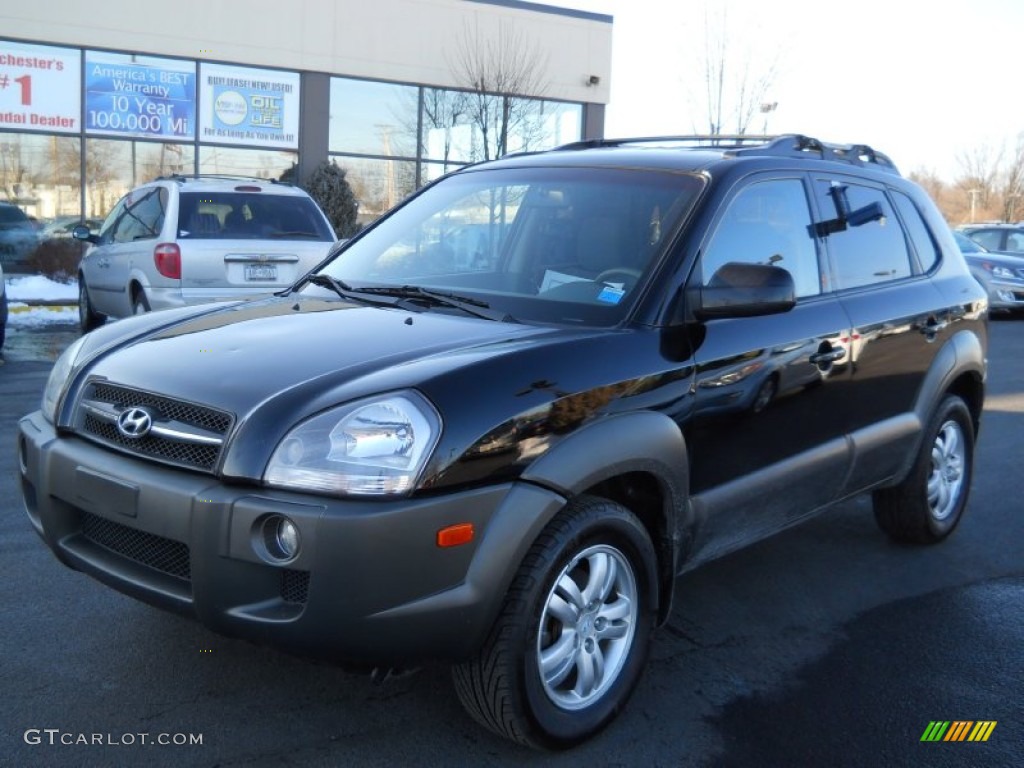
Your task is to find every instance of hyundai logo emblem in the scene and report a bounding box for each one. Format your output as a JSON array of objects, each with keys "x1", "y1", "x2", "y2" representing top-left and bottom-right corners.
[{"x1": 117, "y1": 407, "x2": 154, "y2": 439}]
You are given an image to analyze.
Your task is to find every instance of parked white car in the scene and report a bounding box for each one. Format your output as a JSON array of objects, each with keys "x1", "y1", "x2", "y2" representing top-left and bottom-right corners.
[{"x1": 75, "y1": 175, "x2": 336, "y2": 331}]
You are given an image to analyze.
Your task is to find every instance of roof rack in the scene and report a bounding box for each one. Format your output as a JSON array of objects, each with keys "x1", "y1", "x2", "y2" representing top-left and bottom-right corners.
[
  {"x1": 555, "y1": 133, "x2": 900, "y2": 174},
  {"x1": 154, "y1": 173, "x2": 292, "y2": 185}
]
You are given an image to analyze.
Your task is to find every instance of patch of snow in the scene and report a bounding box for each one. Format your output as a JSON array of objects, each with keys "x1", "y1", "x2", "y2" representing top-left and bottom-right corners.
[{"x1": 5, "y1": 275, "x2": 79, "y2": 302}]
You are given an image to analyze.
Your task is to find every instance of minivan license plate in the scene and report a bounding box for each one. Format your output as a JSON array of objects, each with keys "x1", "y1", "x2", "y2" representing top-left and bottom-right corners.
[{"x1": 245, "y1": 264, "x2": 277, "y2": 281}]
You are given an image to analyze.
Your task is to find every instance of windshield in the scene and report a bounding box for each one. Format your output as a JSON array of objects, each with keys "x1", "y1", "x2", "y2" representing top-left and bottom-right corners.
[{"x1": 306, "y1": 166, "x2": 702, "y2": 326}]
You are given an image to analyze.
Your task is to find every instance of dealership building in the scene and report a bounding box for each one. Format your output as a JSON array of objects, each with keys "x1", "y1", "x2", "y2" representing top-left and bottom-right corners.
[{"x1": 0, "y1": 0, "x2": 612, "y2": 230}]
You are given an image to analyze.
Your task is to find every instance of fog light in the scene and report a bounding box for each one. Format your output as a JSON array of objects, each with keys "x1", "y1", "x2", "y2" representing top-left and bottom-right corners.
[
  {"x1": 276, "y1": 518, "x2": 300, "y2": 558},
  {"x1": 259, "y1": 515, "x2": 301, "y2": 563}
]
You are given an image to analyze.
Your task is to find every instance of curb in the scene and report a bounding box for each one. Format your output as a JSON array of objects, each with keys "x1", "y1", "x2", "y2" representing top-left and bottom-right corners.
[{"x1": 9, "y1": 302, "x2": 78, "y2": 314}]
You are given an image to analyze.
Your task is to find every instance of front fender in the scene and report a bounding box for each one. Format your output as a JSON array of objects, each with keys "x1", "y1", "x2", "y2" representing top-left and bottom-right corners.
[{"x1": 521, "y1": 410, "x2": 691, "y2": 622}]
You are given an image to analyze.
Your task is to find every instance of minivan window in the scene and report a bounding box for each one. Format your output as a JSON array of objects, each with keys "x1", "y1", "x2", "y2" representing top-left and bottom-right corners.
[
  {"x1": 177, "y1": 192, "x2": 334, "y2": 241},
  {"x1": 112, "y1": 187, "x2": 167, "y2": 243}
]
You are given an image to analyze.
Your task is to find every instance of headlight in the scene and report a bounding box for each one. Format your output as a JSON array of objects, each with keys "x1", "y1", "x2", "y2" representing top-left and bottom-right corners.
[
  {"x1": 264, "y1": 391, "x2": 441, "y2": 496},
  {"x1": 41, "y1": 336, "x2": 88, "y2": 424}
]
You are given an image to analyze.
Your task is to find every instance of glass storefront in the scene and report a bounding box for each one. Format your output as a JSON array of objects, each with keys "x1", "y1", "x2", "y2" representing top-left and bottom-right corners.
[
  {"x1": 198, "y1": 146, "x2": 296, "y2": 180},
  {"x1": 0, "y1": 38, "x2": 588, "y2": 260},
  {"x1": 330, "y1": 78, "x2": 584, "y2": 221},
  {"x1": 84, "y1": 139, "x2": 195, "y2": 218}
]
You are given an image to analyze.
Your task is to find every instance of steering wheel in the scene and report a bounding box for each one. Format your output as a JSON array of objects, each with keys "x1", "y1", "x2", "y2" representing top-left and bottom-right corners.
[{"x1": 595, "y1": 268, "x2": 643, "y2": 284}]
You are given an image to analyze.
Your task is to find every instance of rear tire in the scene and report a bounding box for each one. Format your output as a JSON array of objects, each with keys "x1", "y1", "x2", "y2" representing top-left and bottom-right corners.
[
  {"x1": 132, "y1": 288, "x2": 151, "y2": 315},
  {"x1": 453, "y1": 496, "x2": 657, "y2": 749},
  {"x1": 78, "y1": 278, "x2": 106, "y2": 332},
  {"x1": 873, "y1": 395, "x2": 974, "y2": 544}
]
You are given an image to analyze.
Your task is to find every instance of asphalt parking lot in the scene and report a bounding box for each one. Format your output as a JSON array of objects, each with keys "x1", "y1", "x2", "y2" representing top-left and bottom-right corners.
[{"x1": 1, "y1": 316, "x2": 1021, "y2": 767}]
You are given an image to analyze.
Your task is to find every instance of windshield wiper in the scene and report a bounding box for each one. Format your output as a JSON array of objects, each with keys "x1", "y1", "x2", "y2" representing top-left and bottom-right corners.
[
  {"x1": 304, "y1": 274, "x2": 398, "y2": 307},
  {"x1": 304, "y1": 276, "x2": 512, "y2": 321},
  {"x1": 352, "y1": 284, "x2": 514, "y2": 322},
  {"x1": 268, "y1": 230, "x2": 322, "y2": 239}
]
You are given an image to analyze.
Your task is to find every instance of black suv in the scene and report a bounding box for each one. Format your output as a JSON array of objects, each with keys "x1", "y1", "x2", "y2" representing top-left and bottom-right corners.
[{"x1": 20, "y1": 135, "x2": 987, "y2": 749}]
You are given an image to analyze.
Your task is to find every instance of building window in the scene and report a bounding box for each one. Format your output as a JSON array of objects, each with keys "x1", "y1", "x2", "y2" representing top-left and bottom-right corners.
[
  {"x1": 330, "y1": 156, "x2": 416, "y2": 225},
  {"x1": 0, "y1": 133, "x2": 82, "y2": 220},
  {"x1": 198, "y1": 146, "x2": 295, "y2": 180},
  {"x1": 329, "y1": 78, "x2": 419, "y2": 158},
  {"x1": 85, "y1": 139, "x2": 194, "y2": 218}
]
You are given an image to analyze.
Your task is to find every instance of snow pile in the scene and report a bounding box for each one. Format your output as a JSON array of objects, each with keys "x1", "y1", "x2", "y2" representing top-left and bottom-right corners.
[
  {"x1": 6, "y1": 274, "x2": 79, "y2": 302},
  {"x1": 5, "y1": 275, "x2": 79, "y2": 327}
]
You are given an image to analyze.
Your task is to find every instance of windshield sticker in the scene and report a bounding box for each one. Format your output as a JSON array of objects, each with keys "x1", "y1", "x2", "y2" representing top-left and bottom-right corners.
[{"x1": 597, "y1": 285, "x2": 625, "y2": 304}]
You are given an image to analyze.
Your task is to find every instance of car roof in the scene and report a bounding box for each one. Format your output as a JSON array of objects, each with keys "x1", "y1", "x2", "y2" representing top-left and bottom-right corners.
[
  {"x1": 145, "y1": 175, "x2": 309, "y2": 196},
  {"x1": 959, "y1": 223, "x2": 1024, "y2": 231}
]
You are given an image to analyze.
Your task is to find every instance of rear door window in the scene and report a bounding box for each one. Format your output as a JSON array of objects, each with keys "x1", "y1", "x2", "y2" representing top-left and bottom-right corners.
[{"x1": 814, "y1": 180, "x2": 912, "y2": 291}]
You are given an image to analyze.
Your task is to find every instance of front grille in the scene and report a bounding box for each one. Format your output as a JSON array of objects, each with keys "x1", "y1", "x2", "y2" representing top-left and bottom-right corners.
[
  {"x1": 90, "y1": 383, "x2": 232, "y2": 433},
  {"x1": 83, "y1": 413, "x2": 220, "y2": 470},
  {"x1": 281, "y1": 569, "x2": 310, "y2": 604},
  {"x1": 76, "y1": 381, "x2": 232, "y2": 473},
  {"x1": 80, "y1": 511, "x2": 191, "y2": 582}
]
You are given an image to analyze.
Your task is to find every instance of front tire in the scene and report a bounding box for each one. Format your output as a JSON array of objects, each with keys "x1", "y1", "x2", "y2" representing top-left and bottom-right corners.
[
  {"x1": 873, "y1": 395, "x2": 975, "y2": 544},
  {"x1": 453, "y1": 496, "x2": 657, "y2": 749}
]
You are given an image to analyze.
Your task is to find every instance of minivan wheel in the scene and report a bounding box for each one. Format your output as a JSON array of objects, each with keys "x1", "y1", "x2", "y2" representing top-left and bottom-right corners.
[
  {"x1": 78, "y1": 279, "x2": 106, "y2": 332},
  {"x1": 452, "y1": 496, "x2": 656, "y2": 749},
  {"x1": 873, "y1": 395, "x2": 974, "y2": 544},
  {"x1": 132, "y1": 289, "x2": 151, "y2": 315}
]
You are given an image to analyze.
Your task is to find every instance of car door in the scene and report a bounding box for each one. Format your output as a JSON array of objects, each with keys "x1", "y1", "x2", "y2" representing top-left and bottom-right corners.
[
  {"x1": 683, "y1": 175, "x2": 855, "y2": 563},
  {"x1": 811, "y1": 176, "x2": 951, "y2": 493},
  {"x1": 86, "y1": 187, "x2": 166, "y2": 317},
  {"x1": 81, "y1": 197, "x2": 128, "y2": 316}
]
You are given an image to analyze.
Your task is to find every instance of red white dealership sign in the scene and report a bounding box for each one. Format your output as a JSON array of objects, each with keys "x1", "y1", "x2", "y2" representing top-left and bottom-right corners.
[{"x1": 0, "y1": 40, "x2": 81, "y2": 133}]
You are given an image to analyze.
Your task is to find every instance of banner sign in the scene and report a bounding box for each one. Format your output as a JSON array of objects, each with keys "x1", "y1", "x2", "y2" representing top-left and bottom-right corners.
[
  {"x1": 199, "y1": 63, "x2": 299, "y2": 149},
  {"x1": 84, "y1": 52, "x2": 196, "y2": 139},
  {"x1": 0, "y1": 40, "x2": 80, "y2": 132}
]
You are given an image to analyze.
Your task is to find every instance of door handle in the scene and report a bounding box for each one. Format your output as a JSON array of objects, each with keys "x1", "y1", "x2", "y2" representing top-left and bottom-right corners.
[{"x1": 809, "y1": 348, "x2": 846, "y2": 365}]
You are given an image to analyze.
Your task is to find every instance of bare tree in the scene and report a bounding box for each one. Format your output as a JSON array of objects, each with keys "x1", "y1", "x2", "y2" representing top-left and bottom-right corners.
[
  {"x1": 955, "y1": 144, "x2": 1001, "y2": 205},
  {"x1": 419, "y1": 87, "x2": 472, "y2": 169},
  {"x1": 448, "y1": 19, "x2": 550, "y2": 160},
  {"x1": 691, "y1": 3, "x2": 781, "y2": 136},
  {"x1": 997, "y1": 133, "x2": 1024, "y2": 222}
]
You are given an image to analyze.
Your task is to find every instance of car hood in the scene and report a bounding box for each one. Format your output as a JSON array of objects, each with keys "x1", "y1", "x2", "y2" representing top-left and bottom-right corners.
[{"x1": 77, "y1": 295, "x2": 561, "y2": 415}]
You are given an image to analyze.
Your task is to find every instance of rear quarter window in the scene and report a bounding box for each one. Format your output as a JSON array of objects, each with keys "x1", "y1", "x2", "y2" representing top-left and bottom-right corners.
[{"x1": 890, "y1": 191, "x2": 940, "y2": 273}]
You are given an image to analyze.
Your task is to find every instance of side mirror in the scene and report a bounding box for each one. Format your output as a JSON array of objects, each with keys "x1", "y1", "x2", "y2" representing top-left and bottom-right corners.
[
  {"x1": 694, "y1": 262, "x2": 796, "y2": 319},
  {"x1": 72, "y1": 224, "x2": 99, "y2": 244}
]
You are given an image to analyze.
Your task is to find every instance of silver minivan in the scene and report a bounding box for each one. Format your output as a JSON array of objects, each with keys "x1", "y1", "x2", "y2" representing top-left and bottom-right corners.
[{"x1": 75, "y1": 176, "x2": 336, "y2": 331}]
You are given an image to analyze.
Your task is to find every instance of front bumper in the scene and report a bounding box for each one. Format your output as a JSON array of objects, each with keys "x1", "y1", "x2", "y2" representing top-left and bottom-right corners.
[{"x1": 18, "y1": 411, "x2": 564, "y2": 663}]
